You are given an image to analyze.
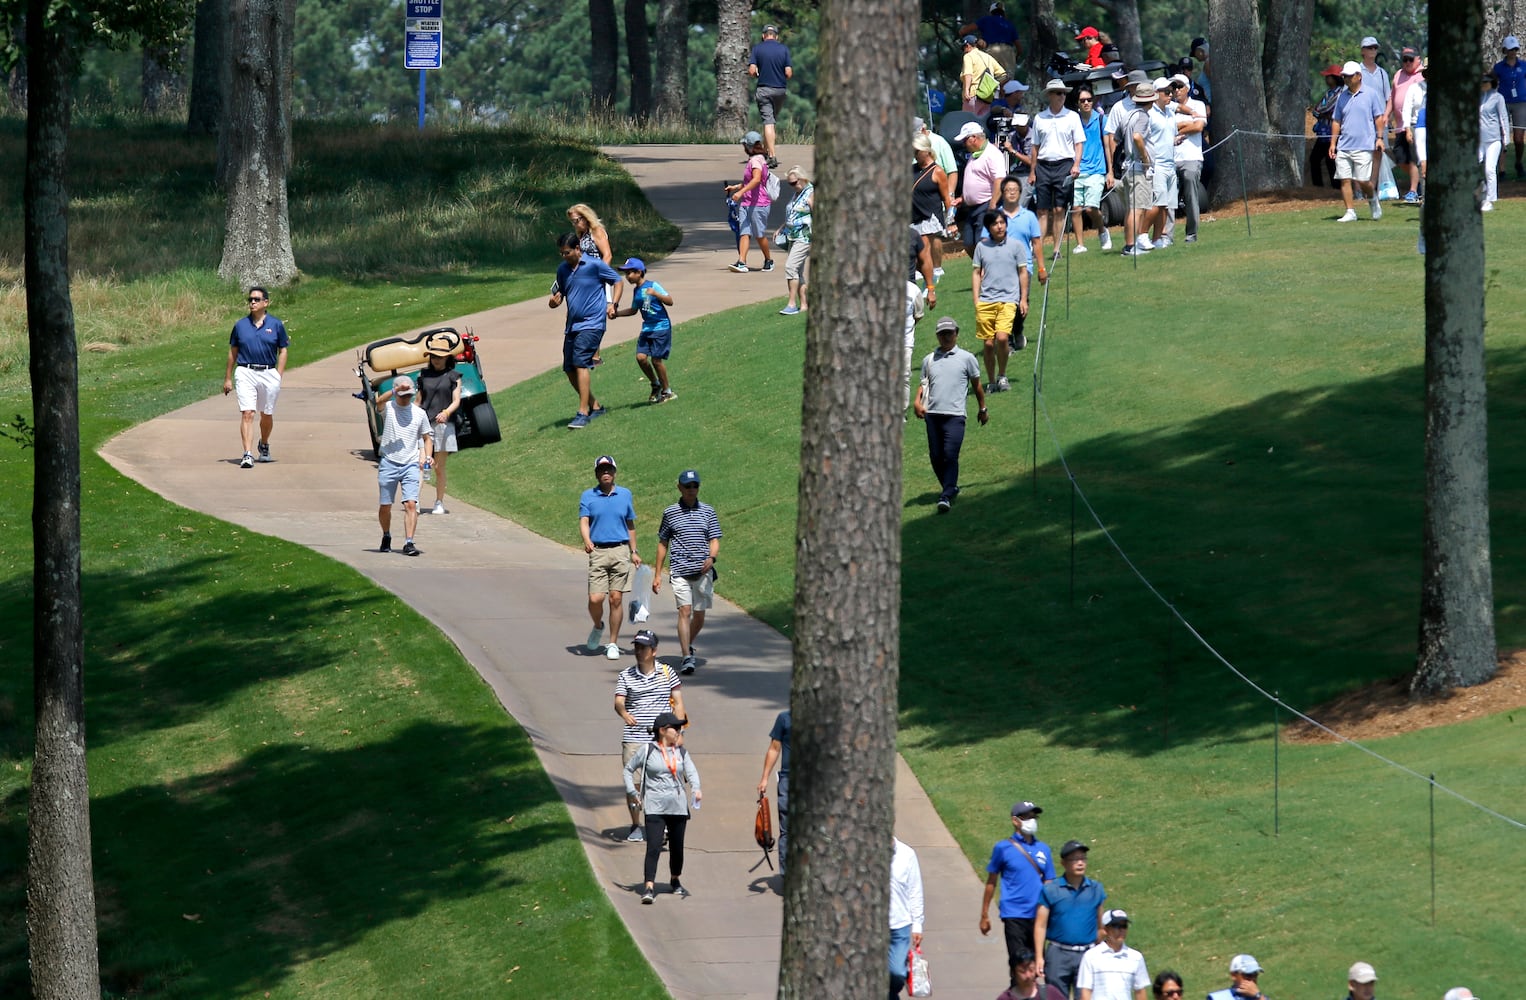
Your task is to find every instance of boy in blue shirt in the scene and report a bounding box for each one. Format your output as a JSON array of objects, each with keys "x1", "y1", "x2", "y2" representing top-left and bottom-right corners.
[{"x1": 615, "y1": 258, "x2": 678, "y2": 404}]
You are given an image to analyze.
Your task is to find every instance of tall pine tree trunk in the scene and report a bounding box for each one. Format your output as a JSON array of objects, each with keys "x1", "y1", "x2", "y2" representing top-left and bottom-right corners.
[
  {"x1": 187, "y1": 0, "x2": 225, "y2": 135},
  {"x1": 1262, "y1": 0, "x2": 1315, "y2": 161},
  {"x1": 7, "y1": 17, "x2": 26, "y2": 112},
  {"x1": 625, "y1": 0, "x2": 652, "y2": 121},
  {"x1": 589, "y1": 0, "x2": 618, "y2": 112},
  {"x1": 24, "y1": 1, "x2": 101, "y2": 995},
  {"x1": 1097, "y1": 0, "x2": 1142, "y2": 66},
  {"x1": 1028, "y1": 0, "x2": 1062, "y2": 93},
  {"x1": 1414, "y1": 0, "x2": 1499, "y2": 695},
  {"x1": 1485, "y1": 0, "x2": 1524, "y2": 48},
  {"x1": 218, "y1": 0, "x2": 297, "y2": 287},
  {"x1": 778, "y1": 0, "x2": 916, "y2": 995},
  {"x1": 654, "y1": 0, "x2": 688, "y2": 122},
  {"x1": 1206, "y1": 0, "x2": 1299, "y2": 203},
  {"x1": 713, "y1": 0, "x2": 749, "y2": 137}
]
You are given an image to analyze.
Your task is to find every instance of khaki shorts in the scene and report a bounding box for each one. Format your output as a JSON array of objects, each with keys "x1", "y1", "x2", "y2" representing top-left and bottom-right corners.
[
  {"x1": 670, "y1": 570, "x2": 715, "y2": 611},
  {"x1": 589, "y1": 545, "x2": 634, "y2": 595},
  {"x1": 975, "y1": 301, "x2": 1017, "y2": 342},
  {"x1": 1334, "y1": 149, "x2": 1372, "y2": 180},
  {"x1": 1126, "y1": 172, "x2": 1152, "y2": 208}
]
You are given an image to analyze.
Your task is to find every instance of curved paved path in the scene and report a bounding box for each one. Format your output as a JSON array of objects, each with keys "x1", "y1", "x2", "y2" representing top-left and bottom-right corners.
[{"x1": 100, "y1": 145, "x2": 998, "y2": 999}]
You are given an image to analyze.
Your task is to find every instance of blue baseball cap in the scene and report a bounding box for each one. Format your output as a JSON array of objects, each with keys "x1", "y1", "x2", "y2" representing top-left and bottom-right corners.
[
  {"x1": 677, "y1": 469, "x2": 700, "y2": 486},
  {"x1": 619, "y1": 257, "x2": 646, "y2": 272}
]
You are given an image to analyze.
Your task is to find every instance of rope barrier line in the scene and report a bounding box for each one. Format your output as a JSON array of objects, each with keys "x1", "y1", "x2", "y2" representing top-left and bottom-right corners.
[
  {"x1": 1022, "y1": 217, "x2": 1526, "y2": 835},
  {"x1": 1204, "y1": 127, "x2": 1311, "y2": 156}
]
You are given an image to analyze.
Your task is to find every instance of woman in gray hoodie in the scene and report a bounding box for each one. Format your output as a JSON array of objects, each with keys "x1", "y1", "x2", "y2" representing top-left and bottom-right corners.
[{"x1": 624, "y1": 711, "x2": 702, "y2": 903}]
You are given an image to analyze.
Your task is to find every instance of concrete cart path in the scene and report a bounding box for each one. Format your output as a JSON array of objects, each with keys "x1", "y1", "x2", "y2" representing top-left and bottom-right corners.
[{"x1": 99, "y1": 144, "x2": 1002, "y2": 999}]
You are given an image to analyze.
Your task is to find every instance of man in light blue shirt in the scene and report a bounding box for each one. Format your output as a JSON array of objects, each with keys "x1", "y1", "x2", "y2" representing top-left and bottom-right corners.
[
  {"x1": 1329, "y1": 60, "x2": 1386, "y2": 222},
  {"x1": 1145, "y1": 79, "x2": 1179, "y2": 248}
]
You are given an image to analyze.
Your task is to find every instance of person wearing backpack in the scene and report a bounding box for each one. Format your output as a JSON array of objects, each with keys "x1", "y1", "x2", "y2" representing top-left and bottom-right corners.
[
  {"x1": 724, "y1": 131, "x2": 777, "y2": 273},
  {"x1": 614, "y1": 630, "x2": 687, "y2": 843},
  {"x1": 624, "y1": 711, "x2": 702, "y2": 903}
]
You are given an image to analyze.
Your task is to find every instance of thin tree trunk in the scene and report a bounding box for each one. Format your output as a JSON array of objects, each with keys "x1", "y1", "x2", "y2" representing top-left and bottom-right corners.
[
  {"x1": 187, "y1": 0, "x2": 225, "y2": 135},
  {"x1": 1097, "y1": 0, "x2": 1142, "y2": 67},
  {"x1": 1029, "y1": 0, "x2": 1061, "y2": 93},
  {"x1": 7, "y1": 17, "x2": 26, "y2": 112},
  {"x1": 24, "y1": 1, "x2": 101, "y2": 995},
  {"x1": 778, "y1": 0, "x2": 916, "y2": 995},
  {"x1": 1206, "y1": 0, "x2": 1299, "y2": 203},
  {"x1": 1414, "y1": 0, "x2": 1498, "y2": 695},
  {"x1": 589, "y1": 0, "x2": 618, "y2": 112},
  {"x1": 142, "y1": 41, "x2": 187, "y2": 115},
  {"x1": 654, "y1": 0, "x2": 688, "y2": 122},
  {"x1": 625, "y1": 0, "x2": 652, "y2": 121},
  {"x1": 1262, "y1": 0, "x2": 1315, "y2": 150},
  {"x1": 218, "y1": 0, "x2": 297, "y2": 287},
  {"x1": 713, "y1": 0, "x2": 750, "y2": 138}
]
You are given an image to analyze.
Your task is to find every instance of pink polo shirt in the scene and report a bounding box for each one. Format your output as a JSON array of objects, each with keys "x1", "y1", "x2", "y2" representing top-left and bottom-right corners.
[{"x1": 962, "y1": 141, "x2": 1009, "y2": 207}]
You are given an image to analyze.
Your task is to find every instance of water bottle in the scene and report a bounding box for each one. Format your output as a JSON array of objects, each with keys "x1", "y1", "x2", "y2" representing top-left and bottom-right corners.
[
  {"x1": 692, "y1": 794, "x2": 702, "y2": 811},
  {"x1": 423, "y1": 460, "x2": 433, "y2": 483}
]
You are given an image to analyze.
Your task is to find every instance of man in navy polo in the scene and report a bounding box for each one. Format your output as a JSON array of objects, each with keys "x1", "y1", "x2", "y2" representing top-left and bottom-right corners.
[
  {"x1": 653, "y1": 469, "x2": 722, "y2": 674},
  {"x1": 981, "y1": 799, "x2": 1056, "y2": 984},
  {"x1": 748, "y1": 24, "x2": 793, "y2": 168},
  {"x1": 222, "y1": 285, "x2": 289, "y2": 468},
  {"x1": 1035, "y1": 840, "x2": 1108, "y2": 1000},
  {"x1": 580, "y1": 455, "x2": 640, "y2": 660},
  {"x1": 1492, "y1": 36, "x2": 1526, "y2": 180},
  {"x1": 550, "y1": 232, "x2": 622, "y2": 429}
]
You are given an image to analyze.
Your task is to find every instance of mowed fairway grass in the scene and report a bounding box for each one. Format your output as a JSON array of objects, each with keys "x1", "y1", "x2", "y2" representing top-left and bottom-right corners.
[
  {"x1": 0, "y1": 121, "x2": 677, "y2": 998},
  {"x1": 452, "y1": 200, "x2": 1526, "y2": 998}
]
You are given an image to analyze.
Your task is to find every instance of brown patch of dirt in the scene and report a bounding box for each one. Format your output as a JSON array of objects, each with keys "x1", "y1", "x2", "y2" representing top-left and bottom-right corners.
[{"x1": 1285, "y1": 650, "x2": 1526, "y2": 744}]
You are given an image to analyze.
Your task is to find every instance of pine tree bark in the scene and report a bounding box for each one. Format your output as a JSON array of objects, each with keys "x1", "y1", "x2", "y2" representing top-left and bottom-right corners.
[
  {"x1": 218, "y1": 0, "x2": 297, "y2": 287},
  {"x1": 187, "y1": 0, "x2": 225, "y2": 135},
  {"x1": 1028, "y1": 0, "x2": 1062, "y2": 93},
  {"x1": 778, "y1": 0, "x2": 916, "y2": 995},
  {"x1": 589, "y1": 0, "x2": 618, "y2": 112},
  {"x1": 24, "y1": 2, "x2": 102, "y2": 996},
  {"x1": 1262, "y1": 0, "x2": 1315, "y2": 147},
  {"x1": 654, "y1": 0, "x2": 688, "y2": 122},
  {"x1": 1485, "y1": 0, "x2": 1523, "y2": 49},
  {"x1": 625, "y1": 0, "x2": 652, "y2": 121},
  {"x1": 1096, "y1": 0, "x2": 1142, "y2": 67},
  {"x1": 1414, "y1": 0, "x2": 1499, "y2": 695},
  {"x1": 713, "y1": 0, "x2": 749, "y2": 138},
  {"x1": 1206, "y1": 0, "x2": 1299, "y2": 204}
]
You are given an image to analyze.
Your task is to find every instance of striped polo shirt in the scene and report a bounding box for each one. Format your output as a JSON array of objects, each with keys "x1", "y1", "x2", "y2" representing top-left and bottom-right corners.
[{"x1": 657, "y1": 500, "x2": 722, "y2": 577}]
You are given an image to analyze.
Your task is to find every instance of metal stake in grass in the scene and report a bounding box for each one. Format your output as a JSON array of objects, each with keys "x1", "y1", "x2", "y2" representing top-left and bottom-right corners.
[
  {"x1": 1237, "y1": 131, "x2": 1253, "y2": 239},
  {"x1": 1430, "y1": 772, "x2": 1437, "y2": 927},
  {"x1": 1273, "y1": 690, "x2": 1280, "y2": 837}
]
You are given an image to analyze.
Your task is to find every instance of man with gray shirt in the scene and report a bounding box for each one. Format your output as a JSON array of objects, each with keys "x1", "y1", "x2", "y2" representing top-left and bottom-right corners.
[
  {"x1": 373, "y1": 375, "x2": 431, "y2": 556},
  {"x1": 971, "y1": 211, "x2": 1030, "y2": 393},
  {"x1": 913, "y1": 317, "x2": 988, "y2": 513}
]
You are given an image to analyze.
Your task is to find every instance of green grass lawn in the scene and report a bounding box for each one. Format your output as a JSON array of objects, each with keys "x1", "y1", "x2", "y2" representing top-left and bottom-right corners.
[
  {"x1": 453, "y1": 201, "x2": 1525, "y2": 998},
  {"x1": 0, "y1": 120, "x2": 677, "y2": 998}
]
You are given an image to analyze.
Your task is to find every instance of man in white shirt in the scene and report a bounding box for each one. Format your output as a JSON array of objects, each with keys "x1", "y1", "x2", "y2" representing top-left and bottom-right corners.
[
  {"x1": 1077, "y1": 909, "x2": 1150, "y2": 1000},
  {"x1": 1031, "y1": 79, "x2": 1086, "y2": 260},
  {"x1": 374, "y1": 375, "x2": 431, "y2": 556},
  {"x1": 888, "y1": 837, "x2": 925, "y2": 999},
  {"x1": 1166, "y1": 75, "x2": 1207, "y2": 243}
]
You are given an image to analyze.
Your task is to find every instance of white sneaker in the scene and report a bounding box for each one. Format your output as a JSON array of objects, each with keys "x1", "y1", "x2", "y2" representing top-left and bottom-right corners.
[
  {"x1": 1482, "y1": 200, "x2": 1495, "y2": 212},
  {"x1": 606, "y1": 642, "x2": 621, "y2": 660},
  {"x1": 1336, "y1": 209, "x2": 1358, "y2": 223},
  {"x1": 1100, "y1": 231, "x2": 1113, "y2": 251},
  {"x1": 1370, "y1": 197, "x2": 1382, "y2": 220},
  {"x1": 1155, "y1": 235, "x2": 1174, "y2": 248},
  {"x1": 932, "y1": 266, "x2": 945, "y2": 284},
  {"x1": 1072, "y1": 243, "x2": 1088, "y2": 254},
  {"x1": 1135, "y1": 236, "x2": 1154, "y2": 251},
  {"x1": 431, "y1": 501, "x2": 447, "y2": 515}
]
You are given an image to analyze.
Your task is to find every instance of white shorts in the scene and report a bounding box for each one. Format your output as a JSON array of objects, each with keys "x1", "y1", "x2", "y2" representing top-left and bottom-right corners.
[
  {"x1": 1334, "y1": 149, "x2": 1372, "y2": 180},
  {"x1": 1073, "y1": 174, "x2": 1104, "y2": 209},
  {"x1": 670, "y1": 569, "x2": 715, "y2": 611},
  {"x1": 234, "y1": 366, "x2": 281, "y2": 414},
  {"x1": 431, "y1": 419, "x2": 458, "y2": 453},
  {"x1": 379, "y1": 459, "x2": 421, "y2": 506}
]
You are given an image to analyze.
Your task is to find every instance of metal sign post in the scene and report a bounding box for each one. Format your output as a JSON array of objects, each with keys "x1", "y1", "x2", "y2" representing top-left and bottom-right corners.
[{"x1": 405, "y1": 0, "x2": 444, "y2": 130}]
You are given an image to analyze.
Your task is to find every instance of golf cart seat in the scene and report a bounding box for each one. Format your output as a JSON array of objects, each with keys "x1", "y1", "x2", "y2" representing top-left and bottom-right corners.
[{"x1": 364, "y1": 327, "x2": 462, "y2": 373}]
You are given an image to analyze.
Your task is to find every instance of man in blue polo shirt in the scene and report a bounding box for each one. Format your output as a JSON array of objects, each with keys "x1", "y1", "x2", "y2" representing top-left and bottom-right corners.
[
  {"x1": 550, "y1": 232, "x2": 623, "y2": 429},
  {"x1": 981, "y1": 799, "x2": 1056, "y2": 985},
  {"x1": 1035, "y1": 840, "x2": 1108, "y2": 1000},
  {"x1": 580, "y1": 455, "x2": 641, "y2": 660},
  {"x1": 222, "y1": 285, "x2": 289, "y2": 468},
  {"x1": 1492, "y1": 36, "x2": 1526, "y2": 180},
  {"x1": 748, "y1": 24, "x2": 793, "y2": 168},
  {"x1": 1329, "y1": 61, "x2": 1386, "y2": 223}
]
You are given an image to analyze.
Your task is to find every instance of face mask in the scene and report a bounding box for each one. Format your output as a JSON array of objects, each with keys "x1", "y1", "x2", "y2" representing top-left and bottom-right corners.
[{"x1": 1019, "y1": 818, "x2": 1038, "y2": 836}]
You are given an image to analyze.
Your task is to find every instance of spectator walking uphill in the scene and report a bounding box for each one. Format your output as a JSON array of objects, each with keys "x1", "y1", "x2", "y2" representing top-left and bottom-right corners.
[
  {"x1": 223, "y1": 286, "x2": 288, "y2": 468},
  {"x1": 1035, "y1": 840, "x2": 1107, "y2": 1000},
  {"x1": 774, "y1": 166, "x2": 814, "y2": 314},
  {"x1": 415, "y1": 332, "x2": 461, "y2": 515},
  {"x1": 1492, "y1": 37, "x2": 1526, "y2": 179},
  {"x1": 614, "y1": 629, "x2": 686, "y2": 843},
  {"x1": 372, "y1": 375, "x2": 430, "y2": 556},
  {"x1": 980, "y1": 800, "x2": 1055, "y2": 981},
  {"x1": 1077, "y1": 910, "x2": 1150, "y2": 1000},
  {"x1": 1329, "y1": 61, "x2": 1386, "y2": 222},
  {"x1": 913, "y1": 317, "x2": 987, "y2": 513},
  {"x1": 961, "y1": 30, "x2": 1008, "y2": 115},
  {"x1": 549, "y1": 231, "x2": 622, "y2": 428},
  {"x1": 624, "y1": 711, "x2": 701, "y2": 903},
  {"x1": 580, "y1": 455, "x2": 640, "y2": 661},
  {"x1": 1480, "y1": 69, "x2": 1511, "y2": 211},
  {"x1": 887, "y1": 837, "x2": 925, "y2": 1000},
  {"x1": 653, "y1": 468, "x2": 722, "y2": 674},
  {"x1": 757, "y1": 709, "x2": 790, "y2": 876},
  {"x1": 748, "y1": 24, "x2": 792, "y2": 168},
  {"x1": 1207, "y1": 955, "x2": 1269, "y2": 1000},
  {"x1": 725, "y1": 133, "x2": 776, "y2": 273},
  {"x1": 613, "y1": 257, "x2": 677, "y2": 404}
]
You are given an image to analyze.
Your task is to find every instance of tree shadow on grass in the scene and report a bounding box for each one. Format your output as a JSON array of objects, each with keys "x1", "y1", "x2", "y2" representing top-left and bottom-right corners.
[
  {"x1": 897, "y1": 347, "x2": 1526, "y2": 757},
  {"x1": 0, "y1": 721, "x2": 566, "y2": 997}
]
